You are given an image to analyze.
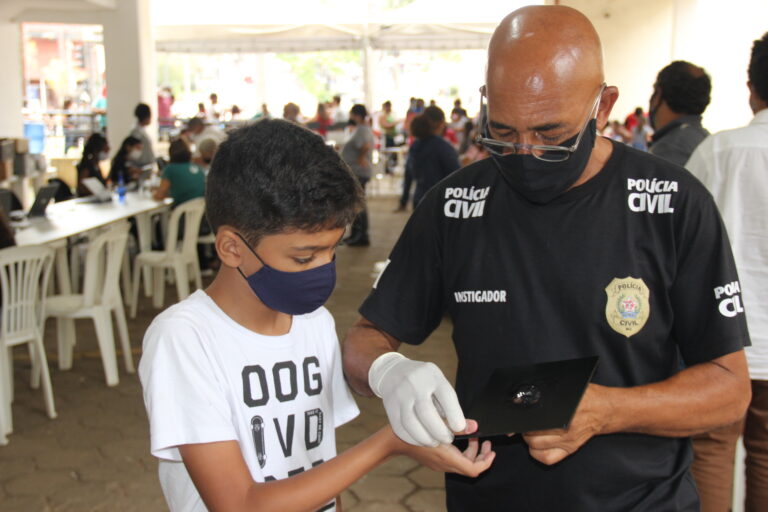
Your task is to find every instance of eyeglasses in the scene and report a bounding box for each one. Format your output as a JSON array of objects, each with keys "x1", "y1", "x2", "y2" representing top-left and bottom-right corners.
[{"x1": 476, "y1": 83, "x2": 606, "y2": 162}]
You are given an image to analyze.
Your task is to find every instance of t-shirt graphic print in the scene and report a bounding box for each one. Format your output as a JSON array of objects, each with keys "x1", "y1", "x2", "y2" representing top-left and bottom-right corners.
[{"x1": 140, "y1": 291, "x2": 359, "y2": 512}]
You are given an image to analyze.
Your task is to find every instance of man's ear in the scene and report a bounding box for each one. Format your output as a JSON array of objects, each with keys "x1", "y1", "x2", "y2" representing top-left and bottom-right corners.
[
  {"x1": 215, "y1": 226, "x2": 245, "y2": 269},
  {"x1": 596, "y1": 85, "x2": 619, "y2": 132}
]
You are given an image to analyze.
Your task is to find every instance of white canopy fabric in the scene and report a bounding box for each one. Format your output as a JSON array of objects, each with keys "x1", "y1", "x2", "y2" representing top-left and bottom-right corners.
[{"x1": 152, "y1": 0, "x2": 536, "y2": 53}]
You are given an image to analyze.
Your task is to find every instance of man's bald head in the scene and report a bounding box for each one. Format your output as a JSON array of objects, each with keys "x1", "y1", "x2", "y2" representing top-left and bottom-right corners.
[{"x1": 488, "y1": 6, "x2": 604, "y2": 98}]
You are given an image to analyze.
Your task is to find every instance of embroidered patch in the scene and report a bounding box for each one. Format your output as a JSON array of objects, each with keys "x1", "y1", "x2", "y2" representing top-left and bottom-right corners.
[{"x1": 604, "y1": 277, "x2": 650, "y2": 338}]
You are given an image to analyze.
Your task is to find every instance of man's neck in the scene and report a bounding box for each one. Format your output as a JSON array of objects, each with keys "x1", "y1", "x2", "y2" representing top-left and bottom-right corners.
[
  {"x1": 570, "y1": 136, "x2": 614, "y2": 189},
  {"x1": 205, "y1": 267, "x2": 292, "y2": 336}
]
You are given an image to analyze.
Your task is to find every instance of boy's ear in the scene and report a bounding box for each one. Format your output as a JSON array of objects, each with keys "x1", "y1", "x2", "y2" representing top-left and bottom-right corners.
[{"x1": 215, "y1": 226, "x2": 245, "y2": 269}]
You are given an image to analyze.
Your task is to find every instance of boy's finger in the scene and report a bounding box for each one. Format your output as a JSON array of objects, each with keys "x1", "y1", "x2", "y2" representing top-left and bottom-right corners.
[{"x1": 462, "y1": 437, "x2": 479, "y2": 460}]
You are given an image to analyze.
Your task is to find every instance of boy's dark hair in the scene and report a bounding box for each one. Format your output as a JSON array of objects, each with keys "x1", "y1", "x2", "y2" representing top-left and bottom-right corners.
[
  {"x1": 655, "y1": 60, "x2": 711, "y2": 115},
  {"x1": 205, "y1": 119, "x2": 364, "y2": 244},
  {"x1": 749, "y1": 32, "x2": 768, "y2": 103},
  {"x1": 169, "y1": 139, "x2": 191, "y2": 163}
]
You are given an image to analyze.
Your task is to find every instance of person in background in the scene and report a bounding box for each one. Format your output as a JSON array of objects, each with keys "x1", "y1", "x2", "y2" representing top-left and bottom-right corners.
[
  {"x1": 152, "y1": 139, "x2": 205, "y2": 206},
  {"x1": 229, "y1": 105, "x2": 241, "y2": 121},
  {"x1": 630, "y1": 114, "x2": 653, "y2": 151},
  {"x1": 195, "y1": 102, "x2": 207, "y2": 119},
  {"x1": 283, "y1": 102, "x2": 302, "y2": 124},
  {"x1": 451, "y1": 98, "x2": 468, "y2": 119},
  {"x1": 648, "y1": 61, "x2": 712, "y2": 166},
  {"x1": 331, "y1": 94, "x2": 346, "y2": 124},
  {"x1": 685, "y1": 31, "x2": 768, "y2": 512},
  {"x1": 193, "y1": 138, "x2": 219, "y2": 172},
  {"x1": 92, "y1": 85, "x2": 108, "y2": 134},
  {"x1": 624, "y1": 106, "x2": 644, "y2": 132},
  {"x1": 378, "y1": 100, "x2": 399, "y2": 174},
  {"x1": 408, "y1": 109, "x2": 460, "y2": 207},
  {"x1": 207, "y1": 93, "x2": 221, "y2": 124},
  {"x1": 182, "y1": 118, "x2": 227, "y2": 150},
  {"x1": 0, "y1": 209, "x2": 15, "y2": 249},
  {"x1": 108, "y1": 136, "x2": 143, "y2": 185},
  {"x1": 157, "y1": 86, "x2": 175, "y2": 134},
  {"x1": 129, "y1": 103, "x2": 155, "y2": 168},
  {"x1": 340, "y1": 104, "x2": 374, "y2": 247},
  {"x1": 312, "y1": 102, "x2": 333, "y2": 138},
  {"x1": 458, "y1": 120, "x2": 489, "y2": 167},
  {"x1": 76, "y1": 132, "x2": 109, "y2": 197},
  {"x1": 252, "y1": 103, "x2": 271, "y2": 121},
  {"x1": 606, "y1": 120, "x2": 631, "y2": 143}
]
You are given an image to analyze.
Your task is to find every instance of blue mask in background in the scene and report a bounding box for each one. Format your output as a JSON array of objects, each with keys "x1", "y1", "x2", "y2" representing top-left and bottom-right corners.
[{"x1": 236, "y1": 234, "x2": 336, "y2": 315}]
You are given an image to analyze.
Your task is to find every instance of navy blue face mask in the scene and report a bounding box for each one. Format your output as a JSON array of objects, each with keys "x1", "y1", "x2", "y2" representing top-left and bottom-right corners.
[{"x1": 236, "y1": 234, "x2": 336, "y2": 315}]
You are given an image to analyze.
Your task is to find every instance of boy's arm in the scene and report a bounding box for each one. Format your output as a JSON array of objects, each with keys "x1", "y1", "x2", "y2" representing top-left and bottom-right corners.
[{"x1": 180, "y1": 424, "x2": 494, "y2": 512}]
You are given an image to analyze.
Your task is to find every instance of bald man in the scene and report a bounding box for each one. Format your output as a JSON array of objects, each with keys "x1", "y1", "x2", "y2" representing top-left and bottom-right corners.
[{"x1": 343, "y1": 6, "x2": 750, "y2": 511}]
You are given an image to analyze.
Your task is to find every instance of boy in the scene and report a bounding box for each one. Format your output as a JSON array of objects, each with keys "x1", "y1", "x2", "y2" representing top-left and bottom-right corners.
[{"x1": 139, "y1": 120, "x2": 494, "y2": 512}]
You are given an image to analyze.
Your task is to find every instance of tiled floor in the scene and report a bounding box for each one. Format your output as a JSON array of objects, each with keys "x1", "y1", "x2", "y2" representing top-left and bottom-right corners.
[{"x1": 1, "y1": 196, "x2": 459, "y2": 511}]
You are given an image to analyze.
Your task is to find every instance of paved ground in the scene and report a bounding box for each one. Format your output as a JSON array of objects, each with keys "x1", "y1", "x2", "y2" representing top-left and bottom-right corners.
[{"x1": 1, "y1": 196, "x2": 459, "y2": 512}]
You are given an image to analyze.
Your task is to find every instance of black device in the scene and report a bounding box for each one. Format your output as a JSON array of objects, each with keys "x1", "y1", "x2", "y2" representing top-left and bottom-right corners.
[
  {"x1": 455, "y1": 356, "x2": 599, "y2": 438},
  {"x1": 24, "y1": 183, "x2": 59, "y2": 218},
  {"x1": 0, "y1": 189, "x2": 12, "y2": 216}
]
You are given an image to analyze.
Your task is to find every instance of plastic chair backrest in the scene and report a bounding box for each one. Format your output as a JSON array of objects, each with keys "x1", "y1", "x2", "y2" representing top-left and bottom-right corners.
[
  {"x1": 0, "y1": 245, "x2": 54, "y2": 343},
  {"x1": 82, "y1": 222, "x2": 130, "y2": 307},
  {"x1": 164, "y1": 198, "x2": 205, "y2": 259}
]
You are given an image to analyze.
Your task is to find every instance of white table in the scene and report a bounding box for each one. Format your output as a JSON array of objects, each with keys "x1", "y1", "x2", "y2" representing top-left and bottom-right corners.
[{"x1": 14, "y1": 192, "x2": 171, "y2": 363}]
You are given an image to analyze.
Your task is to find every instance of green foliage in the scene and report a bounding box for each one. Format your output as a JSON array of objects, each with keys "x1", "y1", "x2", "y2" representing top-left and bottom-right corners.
[{"x1": 277, "y1": 51, "x2": 361, "y2": 101}]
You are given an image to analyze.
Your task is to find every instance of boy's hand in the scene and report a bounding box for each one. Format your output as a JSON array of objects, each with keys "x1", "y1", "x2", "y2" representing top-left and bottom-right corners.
[{"x1": 389, "y1": 419, "x2": 495, "y2": 478}]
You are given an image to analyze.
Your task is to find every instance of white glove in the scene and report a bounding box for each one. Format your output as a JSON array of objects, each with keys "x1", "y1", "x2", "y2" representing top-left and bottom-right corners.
[{"x1": 369, "y1": 352, "x2": 466, "y2": 446}]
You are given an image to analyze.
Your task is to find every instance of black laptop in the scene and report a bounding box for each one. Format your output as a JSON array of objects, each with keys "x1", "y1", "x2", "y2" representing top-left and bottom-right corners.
[{"x1": 10, "y1": 183, "x2": 59, "y2": 221}]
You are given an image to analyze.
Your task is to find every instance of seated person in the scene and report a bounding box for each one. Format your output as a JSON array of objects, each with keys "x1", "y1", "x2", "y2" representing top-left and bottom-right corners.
[
  {"x1": 108, "y1": 136, "x2": 144, "y2": 185},
  {"x1": 0, "y1": 209, "x2": 15, "y2": 249},
  {"x1": 76, "y1": 133, "x2": 109, "y2": 197},
  {"x1": 192, "y1": 137, "x2": 218, "y2": 172},
  {"x1": 153, "y1": 139, "x2": 205, "y2": 206}
]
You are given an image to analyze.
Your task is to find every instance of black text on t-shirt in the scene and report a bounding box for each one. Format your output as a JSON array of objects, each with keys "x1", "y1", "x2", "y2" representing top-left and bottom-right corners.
[{"x1": 241, "y1": 356, "x2": 325, "y2": 479}]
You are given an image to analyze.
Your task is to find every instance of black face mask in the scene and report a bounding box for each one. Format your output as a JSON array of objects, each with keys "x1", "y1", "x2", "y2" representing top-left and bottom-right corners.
[{"x1": 490, "y1": 118, "x2": 598, "y2": 205}]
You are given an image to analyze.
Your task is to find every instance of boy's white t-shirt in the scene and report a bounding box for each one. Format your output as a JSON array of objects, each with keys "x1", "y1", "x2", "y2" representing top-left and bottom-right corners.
[{"x1": 138, "y1": 290, "x2": 359, "y2": 512}]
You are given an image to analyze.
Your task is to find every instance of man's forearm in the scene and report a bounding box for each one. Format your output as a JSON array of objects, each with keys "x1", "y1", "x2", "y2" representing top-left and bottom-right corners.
[
  {"x1": 603, "y1": 351, "x2": 751, "y2": 437},
  {"x1": 342, "y1": 317, "x2": 400, "y2": 396}
]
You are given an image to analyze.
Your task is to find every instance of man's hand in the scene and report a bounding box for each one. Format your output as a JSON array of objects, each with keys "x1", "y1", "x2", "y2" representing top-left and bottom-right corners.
[
  {"x1": 522, "y1": 383, "x2": 614, "y2": 465},
  {"x1": 369, "y1": 352, "x2": 466, "y2": 446},
  {"x1": 392, "y1": 420, "x2": 495, "y2": 478}
]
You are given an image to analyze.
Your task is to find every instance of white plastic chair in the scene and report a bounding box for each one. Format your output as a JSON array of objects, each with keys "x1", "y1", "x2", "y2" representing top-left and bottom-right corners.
[
  {"x1": 45, "y1": 222, "x2": 133, "y2": 387},
  {"x1": 130, "y1": 198, "x2": 205, "y2": 317},
  {"x1": 0, "y1": 245, "x2": 56, "y2": 444}
]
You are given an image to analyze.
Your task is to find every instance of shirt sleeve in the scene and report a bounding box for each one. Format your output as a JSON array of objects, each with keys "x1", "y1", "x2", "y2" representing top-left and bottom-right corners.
[
  {"x1": 359, "y1": 189, "x2": 446, "y2": 344},
  {"x1": 670, "y1": 186, "x2": 751, "y2": 366},
  {"x1": 139, "y1": 317, "x2": 237, "y2": 461}
]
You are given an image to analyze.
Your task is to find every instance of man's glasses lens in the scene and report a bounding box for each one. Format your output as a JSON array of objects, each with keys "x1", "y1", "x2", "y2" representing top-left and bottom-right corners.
[{"x1": 479, "y1": 138, "x2": 571, "y2": 162}]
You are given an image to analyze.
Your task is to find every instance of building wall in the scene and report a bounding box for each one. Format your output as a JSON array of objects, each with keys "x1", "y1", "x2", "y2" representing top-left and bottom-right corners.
[{"x1": 562, "y1": 0, "x2": 768, "y2": 132}]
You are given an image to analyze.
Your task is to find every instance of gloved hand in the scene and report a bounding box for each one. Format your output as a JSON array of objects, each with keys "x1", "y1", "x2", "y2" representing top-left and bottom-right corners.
[{"x1": 369, "y1": 352, "x2": 466, "y2": 446}]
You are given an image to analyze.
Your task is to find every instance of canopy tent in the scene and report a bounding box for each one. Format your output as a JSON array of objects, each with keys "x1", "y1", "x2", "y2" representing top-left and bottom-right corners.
[{"x1": 151, "y1": 0, "x2": 536, "y2": 53}]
